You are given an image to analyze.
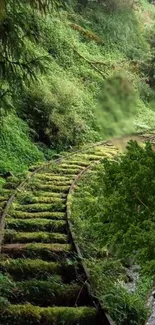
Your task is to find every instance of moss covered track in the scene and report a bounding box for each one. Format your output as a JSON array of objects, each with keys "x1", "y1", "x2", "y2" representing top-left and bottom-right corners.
[{"x1": 0, "y1": 142, "x2": 117, "y2": 325}]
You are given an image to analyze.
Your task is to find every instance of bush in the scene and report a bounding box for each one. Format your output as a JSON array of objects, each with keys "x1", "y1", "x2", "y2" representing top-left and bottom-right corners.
[
  {"x1": 0, "y1": 115, "x2": 44, "y2": 175},
  {"x1": 20, "y1": 75, "x2": 99, "y2": 149}
]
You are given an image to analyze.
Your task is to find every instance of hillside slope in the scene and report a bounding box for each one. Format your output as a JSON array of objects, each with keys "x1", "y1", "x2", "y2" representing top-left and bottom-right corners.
[{"x1": 1, "y1": 0, "x2": 155, "y2": 183}]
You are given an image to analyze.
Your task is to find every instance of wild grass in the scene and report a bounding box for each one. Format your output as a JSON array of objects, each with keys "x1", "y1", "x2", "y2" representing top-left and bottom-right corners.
[
  {"x1": 71, "y1": 142, "x2": 154, "y2": 324},
  {"x1": 1, "y1": 0, "x2": 155, "y2": 181}
]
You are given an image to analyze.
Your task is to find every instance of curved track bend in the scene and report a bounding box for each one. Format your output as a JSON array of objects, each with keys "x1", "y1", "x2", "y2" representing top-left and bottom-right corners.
[
  {"x1": 0, "y1": 141, "x2": 120, "y2": 325},
  {"x1": 1, "y1": 132, "x2": 153, "y2": 324}
]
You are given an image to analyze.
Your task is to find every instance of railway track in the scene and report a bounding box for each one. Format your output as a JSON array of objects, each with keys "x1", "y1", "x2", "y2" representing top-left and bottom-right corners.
[
  {"x1": 0, "y1": 133, "x2": 154, "y2": 325},
  {"x1": 0, "y1": 141, "x2": 119, "y2": 325}
]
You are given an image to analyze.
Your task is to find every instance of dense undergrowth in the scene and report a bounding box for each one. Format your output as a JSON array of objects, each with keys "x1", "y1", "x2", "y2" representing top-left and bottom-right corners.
[
  {"x1": 1, "y1": 0, "x2": 155, "y2": 185},
  {"x1": 71, "y1": 141, "x2": 155, "y2": 324},
  {"x1": 1, "y1": 1, "x2": 155, "y2": 323}
]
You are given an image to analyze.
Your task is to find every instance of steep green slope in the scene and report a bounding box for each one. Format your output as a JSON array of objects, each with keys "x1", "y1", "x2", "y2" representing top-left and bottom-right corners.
[{"x1": 1, "y1": 0, "x2": 155, "y2": 179}]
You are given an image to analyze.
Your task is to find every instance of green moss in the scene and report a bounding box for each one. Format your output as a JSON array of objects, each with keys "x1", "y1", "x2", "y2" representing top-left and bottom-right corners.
[
  {"x1": 87, "y1": 155, "x2": 107, "y2": 161},
  {"x1": 32, "y1": 179, "x2": 72, "y2": 186},
  {"x1": 3, "y1": 183, "x2": 17, "y2": 190},
  {"x1": 32, "y1": 197, "x2": 66, "y2": 204},
  {"x1": 73, "y1": 154, "x2": 102, "y2": 161},
  {"x1": 90, "y1": 151, "x2": 115, "y2": 158},
  {"x1": 94, "y1": 147, "x2": 117, "y2": 154},
  {"x1": 5, "y1": 218, "x2": 66, "y2": 232},
  {"x1": 17, "y1": 193, "x2": 66, "y2": 204},
  {"x1": 2, "y1": 243, "x2": 72, "y2": 260},
  {"x1": 13, "y1": 202, "x2": 66, "y2": 212},
  {"x1": 17, "y1": 189, "x2": 67, "y2": 197},
  {"x1": 15, "y1": 192, "x2": 35, "y2": 204},
  {"x1": 0, "y1": 196, "x2": 8, "y2": 202},
  {"x1": 30, "y1": 191, "x2": 67, "y2": 198},
  {"x1": 4, "y1": 280, "x2": 84, "y2": 306},
  {"x1": 35, "y1": 174, "x2": 72, "y2": 181},
  {"x1": 1, "y1": 189, "x2": 12, "y2": 195},
  {"x1": 57, "y1": 167, "x2": 82, "y2": 174},
  {"x1": 0, "y1": 303, "x2": 41, "y2": 324},
  {"x1": 0, "y1": 201, "x2": 7, "y2": 208},
  {"x1": 0, "y1": 258, "x2": 77, "y2": 281},
  {"x1": 60, "y1": 163, "x2": 84, "y2": 169},
  {"x1": 38, "y1": 172, "x2": 76, "y2": 178},
  {"x1": 28, "y1": 163, "x2": 43, "y2": 172},
  {"x1": 10, "y1": 211, "x2": 66, "y2": 219},
  {"x1": 30, "y1": 183, "x2": 70, "y2": 192},
  {"x1": 47, "y1": 166, "x2": 80, "y2": 175},
  {"x1": 65, "y1": 160, "x2": 89, "y2": 167},
  {"x1": 4, "y1": 230, "x2": 68, "y2": 244},
  {"x1": 3, "y1": 176, "x2": 22, "y2": 190},
  {"x1": 0, "y1": 305, "x2": 97, "y2": 325},
  {"x1": 0, "y1": 178, "x2": 6, "y2": 193}
]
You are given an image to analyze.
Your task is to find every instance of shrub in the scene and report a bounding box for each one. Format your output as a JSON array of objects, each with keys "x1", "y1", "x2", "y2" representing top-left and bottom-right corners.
[
  {"x1": 20, "y1": 74, "x2": 99, "y2": 150},
  {"x1": 71, "y1": 141, "x2": 155, "y2": 323},
  {"x1": 0, "y1": 115, "x2": 44, "y2": 176}
]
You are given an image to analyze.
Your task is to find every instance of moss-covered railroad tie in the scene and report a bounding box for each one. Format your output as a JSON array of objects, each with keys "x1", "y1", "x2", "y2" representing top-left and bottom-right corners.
[{"x1": 0, "y1": 143, "x2": 117, "y2": 325}]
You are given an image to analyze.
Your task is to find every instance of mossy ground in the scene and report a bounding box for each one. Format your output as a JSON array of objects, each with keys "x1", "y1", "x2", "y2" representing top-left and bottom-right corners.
[
  {"x1": 2, "y1": 243, "x2": 72, "y2": 260},
  {"x1": 0, "y1": 305, "x2": 97, "y2": 325},
  {"x1": 2, "y1": 279, "x2": 86, "y2": 307},
  {"x1": 4, "y1": 231, "x2": 68, "y2": 244},
  {"x1": 5, "y1": 218, "x2": 66, "y2": 232},
  {"x1": 0, "y1": 258, "x2": 78, "y2": 281},
  {"x1": 10, "y1": 211, "x2": 66, "y2": 219},
  {"x1": 13, "y1": 202, "x2": 66, "y2": 212}
]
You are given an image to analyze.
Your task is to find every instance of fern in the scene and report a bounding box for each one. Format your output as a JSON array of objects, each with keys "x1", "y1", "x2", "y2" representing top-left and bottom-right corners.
[{"x1": 0, "y1": 0, "x2": 63, "y2": 95}]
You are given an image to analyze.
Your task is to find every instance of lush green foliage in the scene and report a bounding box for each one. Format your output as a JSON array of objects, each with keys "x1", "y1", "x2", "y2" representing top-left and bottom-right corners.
[
  {"x1": 1, "y1": 0, "x2": 155, "y2": 180},
  {"x1": 97, "y1": 141, "x2": 155, "y2": 266},
  {"x1": 1, "y1": 1, "x2": 155, "y2": 322},
  {"x1": 0, "y1": 304, "x2": 97, "y2": 325},
  {"x1": 0, "y1": 115, "x2": 43, "y2": 174},
  {"x1": 71, "y1": 141, "x2": 155, "y2": 324}
]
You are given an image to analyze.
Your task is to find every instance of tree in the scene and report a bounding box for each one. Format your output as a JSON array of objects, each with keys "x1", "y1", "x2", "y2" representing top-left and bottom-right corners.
[
  {"x1": 0, "y1": 0, "x2": 62, "y2": 111},
  {"x1": 96, "y1": 141, "x2": 155, "y2": 266}
]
